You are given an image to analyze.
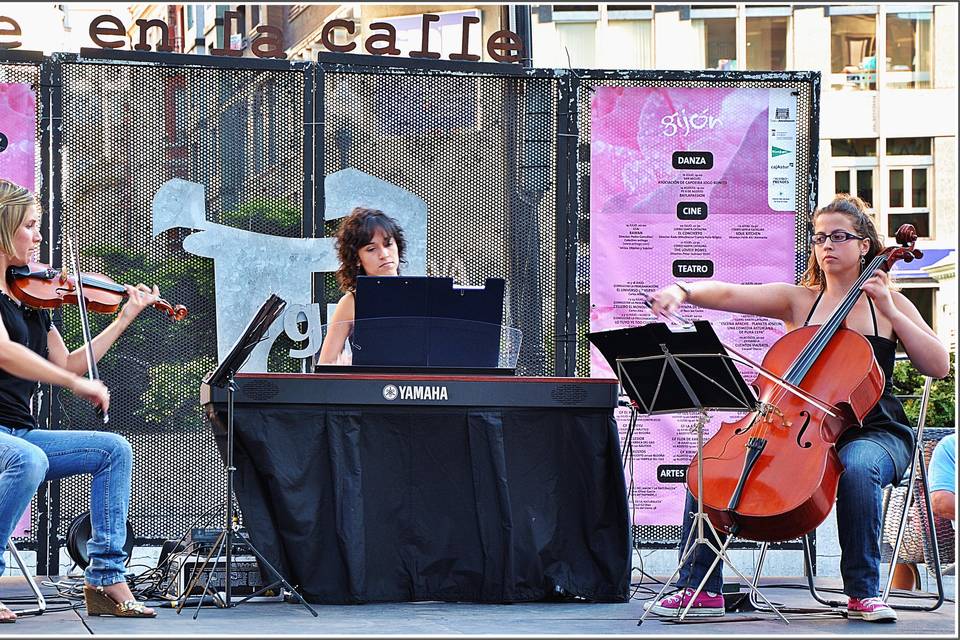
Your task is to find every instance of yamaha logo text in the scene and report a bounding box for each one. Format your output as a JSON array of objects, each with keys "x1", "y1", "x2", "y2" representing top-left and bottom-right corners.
[{"x1": 383, "y1": 384, "x2": 449, "y2": 401}]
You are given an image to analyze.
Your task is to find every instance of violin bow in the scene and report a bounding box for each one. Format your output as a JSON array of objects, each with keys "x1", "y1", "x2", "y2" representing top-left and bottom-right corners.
[
  {"x1": 65, "y1": 231, "x2": 108, "y2": 424},
  {"x1": 641, "y1": 294, "x2": 839, "y2": 417}
]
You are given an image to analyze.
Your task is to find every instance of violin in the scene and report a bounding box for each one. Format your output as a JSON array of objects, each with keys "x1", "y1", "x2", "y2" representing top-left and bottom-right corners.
[
  {"x1": 6, "y1": 262, "x2": 188, "y2": 321},
  {"x1": 688, "y1": 225, "x2": 922, "y2": 543}
]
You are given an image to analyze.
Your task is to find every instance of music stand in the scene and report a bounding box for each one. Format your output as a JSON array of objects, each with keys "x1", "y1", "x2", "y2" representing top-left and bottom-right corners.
[
  {"x1": 182, "y1": 294, "x2": 318, "y2": 619},
  {"x1": 588, "y1": 320, "x2": 789, "y2": 625}
]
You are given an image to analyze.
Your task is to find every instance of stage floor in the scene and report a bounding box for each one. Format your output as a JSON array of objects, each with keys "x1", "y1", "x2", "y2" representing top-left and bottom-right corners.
[{"x1": 1, "y1": 574, "x2": 954, "y2": 636}]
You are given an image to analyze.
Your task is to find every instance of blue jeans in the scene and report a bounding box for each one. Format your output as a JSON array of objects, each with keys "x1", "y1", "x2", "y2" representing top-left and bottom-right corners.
[
  {"x1": 0, "y1": 425, "x2": 134, "y2": 586},
  {"x1": 675, "y1": 439, "x2": 897, "y2": 599}
]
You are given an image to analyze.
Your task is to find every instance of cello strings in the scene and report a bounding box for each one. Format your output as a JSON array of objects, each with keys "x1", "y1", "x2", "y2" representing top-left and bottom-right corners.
[
  {"x1": 760, "y1": 255, "x2": 885, "y2": 421},
  {"x1": 784, "y1": 255, "x2": 885, "y2": 384}
]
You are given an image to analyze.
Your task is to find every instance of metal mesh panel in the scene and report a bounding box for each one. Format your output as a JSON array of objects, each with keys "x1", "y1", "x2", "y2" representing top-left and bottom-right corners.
[
  {"x1": 574, "y1": 75, "x2": 816, "y2": 547},
  {"x1": 55, "y1": 58, "x2": 306, "y2": 543},
  {"x1": 1, "y1": 60, "x2": 43, "y2": 548},
  {"x1": 320, "y1": 66, "x2": 559, "y2": 376}
]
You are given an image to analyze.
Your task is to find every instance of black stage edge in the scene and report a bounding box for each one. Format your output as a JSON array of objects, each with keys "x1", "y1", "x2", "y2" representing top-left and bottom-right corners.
[{"x1": 206, "y1": 403, "x2": 631, "y2": 604}]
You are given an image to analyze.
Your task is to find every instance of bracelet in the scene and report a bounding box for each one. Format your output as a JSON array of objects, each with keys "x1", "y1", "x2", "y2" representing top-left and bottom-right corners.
[{"x1": 674, "y1": 281, "x2": 692, "y2": 302}]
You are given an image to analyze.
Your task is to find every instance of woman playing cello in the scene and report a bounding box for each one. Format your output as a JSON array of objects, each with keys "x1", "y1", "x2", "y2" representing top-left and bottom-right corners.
[
  {"x1": 0, "y1": 179, "x2": 158, "y2": 621},
  {"x1": 645, "y1": 194, "x2": 949, "y2": 622}
]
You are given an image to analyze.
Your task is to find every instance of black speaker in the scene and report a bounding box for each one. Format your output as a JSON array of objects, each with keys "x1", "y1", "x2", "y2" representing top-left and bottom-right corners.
[{"x1": 65, "y1": 511, "x2": 136, "y2": 569}]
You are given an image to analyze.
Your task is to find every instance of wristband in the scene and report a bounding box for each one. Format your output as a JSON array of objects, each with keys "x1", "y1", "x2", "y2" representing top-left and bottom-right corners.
[{"x1": 674, "y1": 281, "x2": 692, "y2": 301}]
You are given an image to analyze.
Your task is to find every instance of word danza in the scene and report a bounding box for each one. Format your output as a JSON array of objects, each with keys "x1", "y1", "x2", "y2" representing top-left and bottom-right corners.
[{"x1": 0, "y1": 12, "x2": 525, "y2": 63}]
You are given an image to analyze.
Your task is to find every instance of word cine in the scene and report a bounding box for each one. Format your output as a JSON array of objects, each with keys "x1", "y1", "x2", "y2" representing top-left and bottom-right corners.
[{"x1": 0, "y1": 12, "x2": 525, "y2": 63}]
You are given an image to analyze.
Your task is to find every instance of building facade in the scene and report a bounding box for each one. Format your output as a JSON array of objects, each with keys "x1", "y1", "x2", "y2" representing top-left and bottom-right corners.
[
  {"x1": 531, "y1": 2, "x2": 958, "y2": 349},
  {"x1": 23, "y1": 3, "x2": 955, "y2": 346}
]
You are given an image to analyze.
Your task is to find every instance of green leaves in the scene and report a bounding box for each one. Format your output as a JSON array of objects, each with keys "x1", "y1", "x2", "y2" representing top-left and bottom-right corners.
[{"x1": 893, "y1": 353, "x2": 955, "y2": 430}]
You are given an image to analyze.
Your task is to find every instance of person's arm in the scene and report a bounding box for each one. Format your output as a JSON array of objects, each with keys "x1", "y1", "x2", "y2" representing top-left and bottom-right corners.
[
  {"x1": 861, "y1": 272, "x2": 950, "y2": 379},
  {"x1": 648, "y1": 280, "x2": 799, "y2": 324},
  {"x1": 0, "y1": 320, "x2": 110, "y2": 411},
  {"x1": 316, "y1": 293, "x2": 355, "y2": 365},
  {"x1": 46, "y1": 284, "x2": 160, "y2": 376},
  {"x1": 931, "y1": 491, "x2": 955, "y2": 521},
  {"x1": 928, "y1": 435, "x2": 956, "y2": 521}
]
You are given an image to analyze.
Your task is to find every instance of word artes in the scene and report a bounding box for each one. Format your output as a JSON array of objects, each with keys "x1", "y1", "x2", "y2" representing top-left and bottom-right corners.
[{"x1": 0, "y1": 12, "x2": 525, "y2": 63}]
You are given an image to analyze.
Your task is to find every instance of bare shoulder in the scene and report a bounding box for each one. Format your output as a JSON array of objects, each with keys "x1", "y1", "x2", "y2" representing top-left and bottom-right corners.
[
  {"x1": 330, "y1": 292, "x2": 355, "y2": 323},
  {"x1": 783, "y1": 284, "x2": 819, "y2": 326}
]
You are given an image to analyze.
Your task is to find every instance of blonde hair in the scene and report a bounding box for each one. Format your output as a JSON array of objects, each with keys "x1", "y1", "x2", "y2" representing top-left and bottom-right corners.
[
  {"x1": 0, "y1": 179, "x2": 36, "y2": 256},
  {"x1": 800, "y1": 193, "x2": 885, "y2": 290}
]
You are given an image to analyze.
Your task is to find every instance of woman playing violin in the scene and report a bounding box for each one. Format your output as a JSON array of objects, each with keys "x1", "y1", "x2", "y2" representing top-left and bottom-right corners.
[
  {"x1": 0, "y1": 179, "x2": 158, "y2": 621},
  {"x1": 645, "y1": 194, "x2": 949, "y2": 622},
  {"x1": 316, "y1": 207, "x2": 407, "y2": 365}
]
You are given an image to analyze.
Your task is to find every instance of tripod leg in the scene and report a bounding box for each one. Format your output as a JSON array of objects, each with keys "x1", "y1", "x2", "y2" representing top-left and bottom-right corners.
[
  {"x1": 231, "y1": 536, "x2": 319, "y2": 617},
  {"x1": 176, "y1": 530, "x2": 228, "y2": 617},
  {"x1": 176, "y1": 530, "x2": 226, "y2": 615},
  {"x1": 639, "y1": 517, "x2": 714, "y2": 625},
  {"x1": 677, "y1": 532, "x2": 728, "y2": 621},
  {"x1": 194, "y1": 535, "x2": 229, "y2": 618},
  {"x1": 709, "y1": 535, "x2": 790, "y2": 625}
]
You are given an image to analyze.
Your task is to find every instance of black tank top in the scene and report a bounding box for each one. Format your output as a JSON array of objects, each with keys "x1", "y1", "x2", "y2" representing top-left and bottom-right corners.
[
  {"x1": 804, "y1": 290, "x2": 914, "y2": 481},
  {"x1": 0, "y1": 289, "x2": 52, "y2": 429}
]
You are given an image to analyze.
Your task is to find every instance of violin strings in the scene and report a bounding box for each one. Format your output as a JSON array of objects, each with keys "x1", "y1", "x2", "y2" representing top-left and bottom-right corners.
[{"x1": 79, "y1": 275, "x2": 127, "y2": 293}]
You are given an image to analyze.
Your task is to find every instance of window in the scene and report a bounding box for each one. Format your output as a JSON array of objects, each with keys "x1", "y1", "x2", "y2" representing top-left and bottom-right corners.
[
  {"x1": 598, "y1": 16, "x2": 652, "y2": 69},
  {"x1": 555, "y1": 22, "x2": 596, "y2": 68},
  {"x1": 831, "y1": 14, "x2": 877, "y2": 90},
  {"x1": 900, "y1": 287, "x2": 935, "y2": 332},
  {"x1": 886, "y1": 10, "x2": 932, "y2": 88},
  {"x1": 745, "y1": 16, "x2": 788, "y2": 70},
  {"x1": 696, "y1": 18, "x2": 737, "y2": 70},
  {"x1": 186, "y1": 5, "x2": 194, "y2": 31},
  {"x1": 886, "y1": 137, "x2": 932, "y2": 238},
  {"x1": 831, "y1": 138, "x2": 877, "y2": 209}
]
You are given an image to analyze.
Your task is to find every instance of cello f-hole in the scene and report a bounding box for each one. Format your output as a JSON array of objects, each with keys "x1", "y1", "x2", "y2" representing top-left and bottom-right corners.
[{"x1": 795, "y1": 410, "x2": 813, "y2": 449}]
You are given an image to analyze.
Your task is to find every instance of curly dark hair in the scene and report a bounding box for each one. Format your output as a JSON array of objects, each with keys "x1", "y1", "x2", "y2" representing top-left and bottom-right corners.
[
  {"x1": 334, "y1": 207, "x2": 407, "y2": 292},
  {"x1": 800, "y1": 193, "x2": 884, "y2": 290}
]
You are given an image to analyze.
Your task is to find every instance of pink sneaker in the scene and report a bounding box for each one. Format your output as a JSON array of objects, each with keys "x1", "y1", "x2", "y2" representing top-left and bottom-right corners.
[
  {"x1": 847, "y1": 597, "x2": 898, "y2": 622},
  {"x1": 644, "y1": 588, "x2": 725, "y2": 617}
]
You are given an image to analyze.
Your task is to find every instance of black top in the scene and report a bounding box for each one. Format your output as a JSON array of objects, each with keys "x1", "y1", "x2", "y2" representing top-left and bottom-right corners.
[
  {"x1": 804, "y1": 290, "x2": 914, "y2": 481},
  {"x1": 0, "y1": 290, "x2": 52, "y2": 430}
]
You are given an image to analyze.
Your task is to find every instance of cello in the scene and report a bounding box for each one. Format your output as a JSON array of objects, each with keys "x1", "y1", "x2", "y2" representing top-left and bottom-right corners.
[{"x1": 688, "y1": 224, "x2": 923, "y2": 543}]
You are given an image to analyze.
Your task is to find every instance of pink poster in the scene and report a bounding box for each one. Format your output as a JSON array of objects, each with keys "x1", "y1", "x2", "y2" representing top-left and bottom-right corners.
[
  {"x1": 0, "y1": 82, "x2": 38, "y2": 537},
  {"x1": 589, "y1": 86, "x2": 799, "y2": 526}
]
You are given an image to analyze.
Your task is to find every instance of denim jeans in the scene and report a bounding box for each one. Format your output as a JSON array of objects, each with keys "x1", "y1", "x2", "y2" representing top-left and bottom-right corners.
[
  {"x1": 674, "y1": 438, "x2": 897, "y2": 599},
  {"x1": 0, "y1": 425, "x2": 133, "y2": 586}
]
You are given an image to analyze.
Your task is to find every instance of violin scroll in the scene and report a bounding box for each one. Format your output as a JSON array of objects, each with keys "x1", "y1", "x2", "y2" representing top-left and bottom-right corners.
[{"x1": 156, "y1": 299, "x2": 189, "y2": 321}]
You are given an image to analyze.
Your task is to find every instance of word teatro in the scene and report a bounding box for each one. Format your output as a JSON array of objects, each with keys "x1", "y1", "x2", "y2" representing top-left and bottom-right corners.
[{"x1": 0, "y1": 11, "x2": 525, "y2": 63}]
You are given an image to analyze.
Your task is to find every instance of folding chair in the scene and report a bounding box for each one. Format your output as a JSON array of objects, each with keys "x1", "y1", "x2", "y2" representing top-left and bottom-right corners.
[
  {"x1": 6, "y1": 538, "x2": 47, "y2": 615},
  {"x1": 878, "y1": 375, "x2": 950, "y2": 610},
  {"x1": 749, "y1": 374, "x2": 944, "y2": 612}
]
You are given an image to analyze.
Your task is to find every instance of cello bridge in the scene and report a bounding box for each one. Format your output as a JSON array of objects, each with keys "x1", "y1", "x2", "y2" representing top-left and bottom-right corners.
[{"x1": 759, "y1": 403, "x2": 791, "y2": 428}]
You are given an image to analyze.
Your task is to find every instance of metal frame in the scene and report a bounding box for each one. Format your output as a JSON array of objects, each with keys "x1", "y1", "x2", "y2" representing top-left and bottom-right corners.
[
  {"x1": 6, "y1": 539, "x2": 47, "y2": 616},
  {"x1": 880, "y1": 375, "x2": 945, "y2": 610},
  {"x1": 2, "y1": 46, "x2": 823, "y2": 579}
]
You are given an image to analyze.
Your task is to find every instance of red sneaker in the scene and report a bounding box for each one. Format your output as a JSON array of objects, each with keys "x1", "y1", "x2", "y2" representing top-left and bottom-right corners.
[
  {"x1": 847, "y1": 597, "x2": 898, "y2": 622},
  {"x1": 644, "y1": 588, "x2": 725, "y2": 617}
]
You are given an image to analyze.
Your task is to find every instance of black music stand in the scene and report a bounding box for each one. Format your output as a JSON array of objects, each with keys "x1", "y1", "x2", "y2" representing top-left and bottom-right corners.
[
  {"x1": 182, "y1": 294, "x2": 318, "y2": 619},
  {"x1": 588, "y1": 321, "x2": 788, "y2": 625}
]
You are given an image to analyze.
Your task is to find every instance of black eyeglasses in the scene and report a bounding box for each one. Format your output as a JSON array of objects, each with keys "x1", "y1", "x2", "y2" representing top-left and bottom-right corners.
[{"x1": 811, "y1": 231, "x2": 865, "y2": 245}]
